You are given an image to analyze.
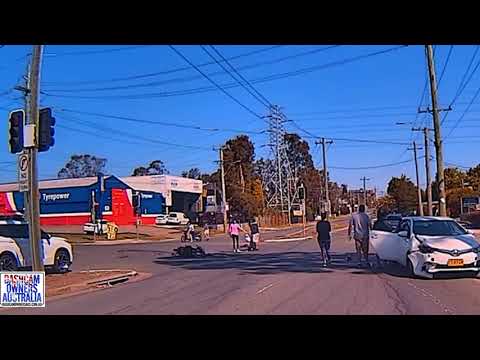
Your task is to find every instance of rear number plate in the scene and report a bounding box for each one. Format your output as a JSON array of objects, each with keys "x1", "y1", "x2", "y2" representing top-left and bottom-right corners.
[{"x1": 447, "y1": 259, "x2": 464, "y2": 267}]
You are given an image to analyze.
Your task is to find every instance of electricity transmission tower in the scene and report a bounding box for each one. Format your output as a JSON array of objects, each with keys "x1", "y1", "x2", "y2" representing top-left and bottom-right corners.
[{"x1": 263, "y1": 105, "x2": 300, "y2": 221}]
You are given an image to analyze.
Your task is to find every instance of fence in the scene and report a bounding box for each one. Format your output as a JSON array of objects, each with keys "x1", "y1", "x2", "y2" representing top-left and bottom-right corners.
[{"x1": 258, "y1": 212, "x2": 289, "y2": 228}]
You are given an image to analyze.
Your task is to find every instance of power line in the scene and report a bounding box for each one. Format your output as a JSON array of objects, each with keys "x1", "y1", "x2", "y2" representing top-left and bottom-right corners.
[
  {"x1": 200, "y1": 45, "x2": 270, "y2": 108},
  {"x1": 43, "y1": 45, "x2": 339, "y2": 93},
  {"x1": 59, "y1": 113, "x2": 214, "y2": 151},
  {"x1": 444, "y1": 84, "x2": 480, "y2": 139},
  {"x1": 437, "y1": 45, "x2": 454, "y2": 89},
  {"x1": 55, "y1": 107, "x2": 266, "y2": 135},
  {"x1": 43, "y1": 45, "x2": 153, "y2": 57},
  {"x1": 330, "y1": 157, "x2": 419, "y2": 170},
  {"x1": 168, "y1": 45, "x2": 265, "y2": 121},
  {"x1": 42, "y1": 46, "x2": 407, "y2": 100},
  {"x1": 43, "y1": 46, "x2": 285, "y2": 86},
  {"x1": 442, "y1": 46, "x2": 480, "y2": 125},
  {"x1": 208, "y1": 45, "x2": 273, "y2": 107},
  {"x1": 289, "y1": 119, "x2": 410, "y2": 145}
]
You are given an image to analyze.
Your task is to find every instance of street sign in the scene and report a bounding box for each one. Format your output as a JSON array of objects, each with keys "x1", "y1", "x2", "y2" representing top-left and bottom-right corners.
[{"x1": 18, "y1": 152, "x2": 29, "y2": 192}]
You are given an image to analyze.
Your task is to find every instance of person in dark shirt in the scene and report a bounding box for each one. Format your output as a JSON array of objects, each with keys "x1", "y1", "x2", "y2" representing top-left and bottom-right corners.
[{"x1": 316, "y1": 212, "x2": 332, "y2": 267}]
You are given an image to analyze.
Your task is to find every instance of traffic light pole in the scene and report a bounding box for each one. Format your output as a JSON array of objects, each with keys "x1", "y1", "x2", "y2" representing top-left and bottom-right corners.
[{"x1": 26, "y1": 46, "x2": 44, "y2": 272}]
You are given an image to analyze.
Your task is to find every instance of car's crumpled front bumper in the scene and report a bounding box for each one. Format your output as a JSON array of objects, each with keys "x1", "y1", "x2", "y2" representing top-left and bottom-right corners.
[{"x1": 409, "y1": 251, "x2": 480, "y2": 278}]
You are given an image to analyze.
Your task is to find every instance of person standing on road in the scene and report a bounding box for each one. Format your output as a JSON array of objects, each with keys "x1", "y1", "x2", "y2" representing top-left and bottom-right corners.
[
  {"x1": 203, "y1": 223, "x2": 210, "y2": 241},
  {"x1": 348, "y1": 204, "x2": 372, "y2": 267},
  {"x1": 316, "y1": 212, "x2": 332, "y2": 267},
  {"x1": 248, "y1": 218, "x2": 260, "y2": 251},
  {"x1": 228, "y1": 219, "x2": 244, "y2": 253}
]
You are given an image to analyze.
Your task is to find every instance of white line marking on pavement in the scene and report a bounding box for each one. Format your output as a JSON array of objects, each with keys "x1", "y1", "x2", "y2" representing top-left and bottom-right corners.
[
  {"x1": 407, "y1": 281, "x2": 455, "y2": 314},
  {"x1": 257, "y1": 283, "x2": 274, "y2": 294}
]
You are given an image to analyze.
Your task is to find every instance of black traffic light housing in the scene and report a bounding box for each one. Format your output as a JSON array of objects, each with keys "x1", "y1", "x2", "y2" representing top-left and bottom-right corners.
[
  {"x1": 132, "y1": 193, "x2": 141, "y2": 215},
  {"x1": 298, "y1": 186, "x2": 305, "y2": 200},
  {"x1": 8, "y1": 110, "x2": 24, "y2": 154},
  {"x1": 38, "y1": 107, "x2": 55, "y2": 152}
]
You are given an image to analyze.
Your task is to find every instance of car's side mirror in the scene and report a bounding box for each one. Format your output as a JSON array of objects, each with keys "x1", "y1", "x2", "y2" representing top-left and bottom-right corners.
[
  {"x1": 398, "y1": 230, "x2": 409, "y2": 238},
  {"x1": 468, "y1": 230, "x2": 475, "y2": 235}
]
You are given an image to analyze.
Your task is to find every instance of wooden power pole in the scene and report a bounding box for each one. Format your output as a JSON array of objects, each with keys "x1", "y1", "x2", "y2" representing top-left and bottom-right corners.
[{"x1": 425, "y1": 45, "x2": 448, "y2": 216}]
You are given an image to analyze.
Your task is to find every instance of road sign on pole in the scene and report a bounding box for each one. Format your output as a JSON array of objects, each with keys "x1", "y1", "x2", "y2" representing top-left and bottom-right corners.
[{"x1": 18, "y1": 152, "x2": 29, "y2": 192}]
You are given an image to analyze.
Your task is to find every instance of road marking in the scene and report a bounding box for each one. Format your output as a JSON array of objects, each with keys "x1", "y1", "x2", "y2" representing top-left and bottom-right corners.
[
  {"x1": 407, "y1": 281, "x2": 455, "y2": 315},
  {"x1": 257, "y1": 283, "x2": 274, "y2": 294}
]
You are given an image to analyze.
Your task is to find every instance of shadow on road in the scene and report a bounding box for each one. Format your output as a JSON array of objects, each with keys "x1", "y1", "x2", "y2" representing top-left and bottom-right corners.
[{"x1": 154, "y1": 251, "x2": 402, "y2": 276}]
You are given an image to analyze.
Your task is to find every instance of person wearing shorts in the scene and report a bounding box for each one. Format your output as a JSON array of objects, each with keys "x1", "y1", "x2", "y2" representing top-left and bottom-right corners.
[
  {"x1": 348, "y1": 204, "x2": 372, "y2": 267},
  {"x1": 316, "y1": 212, "x2": 331, "y2": 266}
]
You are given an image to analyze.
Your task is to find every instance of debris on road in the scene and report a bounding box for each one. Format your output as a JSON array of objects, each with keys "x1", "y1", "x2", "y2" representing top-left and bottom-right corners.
[{"x1": 172, "y1": 245, "x2": 207, "y2": 258}]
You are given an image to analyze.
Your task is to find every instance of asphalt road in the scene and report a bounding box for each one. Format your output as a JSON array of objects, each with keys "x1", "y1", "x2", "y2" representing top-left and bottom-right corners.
[{"x1": 6, "y1": 218, "x2": 480, "y2": 315}]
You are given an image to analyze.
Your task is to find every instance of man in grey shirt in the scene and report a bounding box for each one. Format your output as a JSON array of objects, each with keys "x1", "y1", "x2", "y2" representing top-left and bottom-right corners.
[{"x1": 348, "y1": 204, "x2": 372, "y2": 267}]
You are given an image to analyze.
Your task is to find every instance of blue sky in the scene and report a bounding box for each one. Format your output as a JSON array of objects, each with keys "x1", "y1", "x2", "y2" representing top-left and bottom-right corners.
[{"x1": 0, "y1": 45, "x2": 479, "y2": 192}]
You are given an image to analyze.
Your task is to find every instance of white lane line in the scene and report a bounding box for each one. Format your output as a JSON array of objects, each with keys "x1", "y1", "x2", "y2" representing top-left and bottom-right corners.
[{"x1": 257, "y1": 283, "x2": 274, "y2": 294}]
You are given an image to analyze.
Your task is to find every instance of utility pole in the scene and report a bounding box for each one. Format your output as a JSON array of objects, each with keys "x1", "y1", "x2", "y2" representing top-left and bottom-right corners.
[
  {"x1": 424, "y1": 45, "x2": 449, "y2": 216},
  {"x1": 408, "y1": 141, "x2": 424, "y2": 216},
  {"x1": 360, "y1": 177, "x2": 370, "y2": 207},
  {"x1": 315, "y1": 138, "x2": 333, "y2": 218},
  {"x1": 413, "y1": 127, "x2": 433, "y2": 215},
  {"x1": 26, "y1": 46, "x2": 44, "y2": 272},
  {"x1": 219, "y1": 146, "x2": 228, "y2": 233}
]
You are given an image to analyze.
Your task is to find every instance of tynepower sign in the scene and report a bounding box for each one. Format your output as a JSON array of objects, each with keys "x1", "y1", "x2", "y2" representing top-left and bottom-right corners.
[
  {"x1": 0, "y1": 272, "x2": 45, "y2": 307},
  {"x1": 42, "y1": 193, "x2": 71, "y2": 202}
]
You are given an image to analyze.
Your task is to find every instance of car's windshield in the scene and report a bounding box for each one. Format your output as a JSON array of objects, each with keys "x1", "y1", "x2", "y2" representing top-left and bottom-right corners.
[{"x1": 413, "y1": 220, "x2": 467, "y2": 236}]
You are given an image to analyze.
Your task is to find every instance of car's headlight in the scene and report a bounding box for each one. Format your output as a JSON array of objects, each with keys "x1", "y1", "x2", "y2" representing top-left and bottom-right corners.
[
  {"x1": 419, "y1": 243, "x2": 435, "y2": 254},
  {"x1": 472, "y1": 246, "x2": 480, "y2": 253}
]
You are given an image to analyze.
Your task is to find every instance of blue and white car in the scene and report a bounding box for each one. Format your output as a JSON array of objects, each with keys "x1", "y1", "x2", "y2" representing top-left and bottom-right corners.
[
  {"x1": 0, "y1": 220, "x2": 73, "y2": 273},
  {"x1": 371, "y1": 216, "x2": 480, "y2": 279}
]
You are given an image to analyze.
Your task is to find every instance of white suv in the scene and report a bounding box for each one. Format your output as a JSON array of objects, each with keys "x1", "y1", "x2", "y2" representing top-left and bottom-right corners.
[{"x1": 0, "y1": 221, "x2": 73, "y2": 273}]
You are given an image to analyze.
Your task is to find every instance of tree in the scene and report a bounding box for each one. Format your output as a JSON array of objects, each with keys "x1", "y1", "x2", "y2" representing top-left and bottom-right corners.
[
  {"x1": 284, "y1": 133, "x2": 314, "y2": 175},
  {"x1": 206, "y1": 135, "x2": 263, "y2": 220},
  {"x1": 181, "y1": 167, "x2": 202, "y2": 180},
  {"x1": 132, "y1": 160, "x2": 168, "y2": 176},
  {"x1": 58, "y1": 154, "x2": 107, "y2": 179},
  {"x1": 387, "y1": 175, "x2": 418, "y2": 213},
  {"x1": 467, "y1": 164, "x2": 480, "y2": 191}
]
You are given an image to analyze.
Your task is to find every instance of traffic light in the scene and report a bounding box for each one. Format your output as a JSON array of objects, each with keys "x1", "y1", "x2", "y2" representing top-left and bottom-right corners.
[
  {"x1": 298, "y1": 186, "x2": 305, "y2": 200},
  {"x1": 132, "y1": 192, "x2": 141, "y2": 215},
  {"x1": 8, "y1": 110, "x2": 24, "y2": 154},
  {"x1": 38, "y1": 107, "x2": 55, "y2": 152}
]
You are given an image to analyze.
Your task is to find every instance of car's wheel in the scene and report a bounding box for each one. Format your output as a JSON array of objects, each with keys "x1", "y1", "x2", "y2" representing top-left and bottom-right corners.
[
  {"x1": 53, "y1": 249, "x2": 71, "y2": 274},
  {"x1": 0, "y1": 252, "x2": 18, "y2": 272}
]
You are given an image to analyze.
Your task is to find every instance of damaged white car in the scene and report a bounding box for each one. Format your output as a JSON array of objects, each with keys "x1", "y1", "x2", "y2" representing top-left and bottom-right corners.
[{"x1": 371, "y1": 216, "x2": 480, "y2": 279}]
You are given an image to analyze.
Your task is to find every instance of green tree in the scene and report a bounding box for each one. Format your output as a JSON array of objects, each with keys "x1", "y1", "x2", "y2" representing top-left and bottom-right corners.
[
  {"x1": 181, "y1": 167, "x2": 202, "y2": 180},
  {"x1": 387, "y1": 175, "x2": 418, "y2": 213},
  {"x1": 467, "y1": 164, "x2": 480, "y2": 191},
  {"x1": 208, "y1": 135, "x2": 263, "y2": 220},
  {"x1": 58, "y1": 154, "x2": 107, "y2": 178},
  {"x1": 132, "y1": 160, "x2": 168, "y2": 176}
]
